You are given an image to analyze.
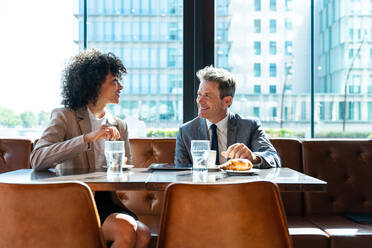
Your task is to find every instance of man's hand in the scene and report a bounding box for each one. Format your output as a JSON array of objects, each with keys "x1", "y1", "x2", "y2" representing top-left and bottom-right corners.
[
  {"x1": 83, "y1": 124, "x2": 120, "y2": 143},
  {"x1": 221, "y1": 143, "x2": 261, "y2": 164}
]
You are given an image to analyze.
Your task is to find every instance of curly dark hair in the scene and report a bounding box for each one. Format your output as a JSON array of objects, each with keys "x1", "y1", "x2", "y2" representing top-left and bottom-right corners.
[{"x1": 61, "y1": 49, "x2": 127, "y2": 110}]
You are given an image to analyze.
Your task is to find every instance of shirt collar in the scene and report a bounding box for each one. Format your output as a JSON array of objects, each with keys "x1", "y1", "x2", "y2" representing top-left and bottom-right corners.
[{"x1": 206, "y1": 113, "x2": 229, "y2": 133}]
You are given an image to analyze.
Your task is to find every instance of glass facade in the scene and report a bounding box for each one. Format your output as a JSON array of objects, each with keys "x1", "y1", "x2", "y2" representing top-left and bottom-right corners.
[{"x1": 0, "y1": 0, "x2": 371, "y2": 139}]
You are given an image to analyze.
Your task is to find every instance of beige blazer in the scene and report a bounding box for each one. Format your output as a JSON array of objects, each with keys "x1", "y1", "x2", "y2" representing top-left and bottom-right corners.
[{"x1": 31, "y1": 107, "x2": 132, "y2": 171}]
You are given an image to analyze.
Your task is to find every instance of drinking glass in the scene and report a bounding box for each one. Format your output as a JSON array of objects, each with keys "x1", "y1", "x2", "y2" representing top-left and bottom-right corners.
[
  {"x1": 105, "y1": 140, "x2": 125, "y2": 174},
  {"x1": 191, "y1": 140, "x2": 210, "y2": 171}
]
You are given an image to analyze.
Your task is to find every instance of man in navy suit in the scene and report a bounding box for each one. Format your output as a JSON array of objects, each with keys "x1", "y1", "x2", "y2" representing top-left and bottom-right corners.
[{"x1": 175, "y1": 66, "x2": 281, "y2": 168}]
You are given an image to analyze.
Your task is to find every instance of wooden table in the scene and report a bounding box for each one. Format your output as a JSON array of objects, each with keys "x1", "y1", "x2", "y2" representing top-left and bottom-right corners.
[{"x1": 0, "y1": 167, "x2": 326, "y2": 192}]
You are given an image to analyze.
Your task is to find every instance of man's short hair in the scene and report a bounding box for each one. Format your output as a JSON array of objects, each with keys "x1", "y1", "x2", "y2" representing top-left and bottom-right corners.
[{"x1": 196, "y1": 65, "x2": 236, "y2": 99}]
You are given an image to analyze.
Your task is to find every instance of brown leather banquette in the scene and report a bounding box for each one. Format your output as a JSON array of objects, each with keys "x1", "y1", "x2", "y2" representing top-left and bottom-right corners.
[{"x1": 121, "y1": 138, "x2": 372, "y2": 248}]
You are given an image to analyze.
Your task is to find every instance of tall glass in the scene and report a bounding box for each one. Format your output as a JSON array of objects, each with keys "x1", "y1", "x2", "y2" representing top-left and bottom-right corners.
[
  {"x1": 191, "y1": 140, "x2": 210, "y2": 171},
  {"x1": 104, "y1": 141, "x2": 125, "y2": 175}
]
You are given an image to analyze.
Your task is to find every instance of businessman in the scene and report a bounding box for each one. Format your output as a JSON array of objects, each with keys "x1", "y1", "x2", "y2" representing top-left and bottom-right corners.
[{"x1": 175, "y1": 66, "x2": 281, "y2": 168}]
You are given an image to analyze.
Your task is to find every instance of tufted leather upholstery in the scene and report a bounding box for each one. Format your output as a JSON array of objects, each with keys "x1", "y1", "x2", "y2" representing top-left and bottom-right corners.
[
  {"x1": 122, "y1": 138, "x2": 372, "y2": 248},
  {"x1": 0, "y1": 139, "x2": 32, "y2": 173},
  {"x1": 302, "y1": 140, "x2": 372, "y2": 247},
  {"x1": 303, "y1": 140, "x2": 372, "y2": 215},
  {"x1": 0, "y1": 182, "x2": 106, "y2": 248},
  {"x1": 157, "y1": 182, "x2": 293, "y2": 248}
]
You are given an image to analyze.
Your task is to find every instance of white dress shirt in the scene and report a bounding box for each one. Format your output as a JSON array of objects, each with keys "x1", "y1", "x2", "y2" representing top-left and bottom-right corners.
[{"x1": 206, "y1": 115, "x2": 229, "y2": 165}]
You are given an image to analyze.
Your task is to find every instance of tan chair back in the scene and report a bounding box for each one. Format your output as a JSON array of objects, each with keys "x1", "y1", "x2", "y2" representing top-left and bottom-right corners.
[
  {"x1": 0, "y1": 139, "x2": 32, "y2": 173},
  {"x1": 0, "y1": 182, "x2": 106, "y2": 248},
  {"x1": 157, "y1": 181, "x2": 293, "y2": 248}
]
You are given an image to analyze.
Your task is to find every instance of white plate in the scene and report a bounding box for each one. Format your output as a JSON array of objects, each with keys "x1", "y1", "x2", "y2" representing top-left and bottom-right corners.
[
  {"x1": 223, "y1": 168, "x2": 260, "y2": 175},
  {"x1": 102, "y1": 165, "x2": 134, "y2": 170}
]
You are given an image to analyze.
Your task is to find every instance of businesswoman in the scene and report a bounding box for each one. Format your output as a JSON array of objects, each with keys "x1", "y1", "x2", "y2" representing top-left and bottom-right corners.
[{"x1": 31, "y1": 49, "x2": 150, "y2": 248}]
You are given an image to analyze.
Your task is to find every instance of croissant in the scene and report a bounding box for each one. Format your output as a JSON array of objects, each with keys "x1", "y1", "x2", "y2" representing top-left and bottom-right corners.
[{"x1": 219, "y1": 159, "x2": 253, "y2": 171}]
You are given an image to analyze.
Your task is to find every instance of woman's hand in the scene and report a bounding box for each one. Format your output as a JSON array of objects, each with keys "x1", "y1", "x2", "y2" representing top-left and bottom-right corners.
[{"x1": 84, "y1": 124, "x2": 120, "y2": 143}]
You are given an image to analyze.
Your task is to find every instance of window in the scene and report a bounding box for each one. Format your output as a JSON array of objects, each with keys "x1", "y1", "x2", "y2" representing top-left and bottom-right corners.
[
  {"x1": 349, "y1": 28, "x2": 354, "y2": 41},
  {"x1": 254, "y1": 0, "x2": 261, "y2": 11},
  {"x1": 349, "y1": 75, "x2": 361, "y2": 94},
  {"x1": 254, "y1": 41, "x2": 261, "y2": 55},
  {"x1": 269, "y1": 63, "x2": 277, "y2": 77},
  {"x1": 254, "y1": 19, "x2": 261, "y2": 33},
  {"x1": 253, "y1": 107, "x2": 260, "y2": 117},
  {"x1": 285, "y1": 0, "x2": 293, "y2": 11},
  {"x1": 269, "y1": 85, "x2": 277, "y2": 94},
  {"x1": 270, "y1": 0, "x2": 276, "y2": 11},
  {"x1": 271, "y1": 107, "x2": 277, "y2": 118},
  {"x1": 269, "y1": 41, "x2": 276, "y2": 55},
  {"x1": 254, "y1": 85, "x2": 261, "y2": 94},
  {"x1": 369, "y1": 75, "x2": 372, "y2": 93},
  {"x1": 285, "y1": 19, "x2": 292, "y2": 30},
  {"x1": 319, "y1": 102, "x2": 325, "y2": 120},
  {"x1": 368, "y1": 102, "x2": 372, "y2": 120},
  {"x1": 254, "y1": 63, "x2": 261, "y2": 77},
  {"x1": 285, "y1": 41, "x2": 293, "y2": 55},
  {"x1": 269, "y1": 19, "x2": 276, "y2": 33}
]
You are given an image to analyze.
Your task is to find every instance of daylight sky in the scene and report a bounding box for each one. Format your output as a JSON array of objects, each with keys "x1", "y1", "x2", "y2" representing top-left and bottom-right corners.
[{"x1": 0, "y1": 0, "x2": 77, "y2": 114}]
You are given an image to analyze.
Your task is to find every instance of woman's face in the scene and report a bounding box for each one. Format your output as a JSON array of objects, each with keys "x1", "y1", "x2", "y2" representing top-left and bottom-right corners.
[{"x1": 98, "y1": 72, "x2": 123, "y2": 105}]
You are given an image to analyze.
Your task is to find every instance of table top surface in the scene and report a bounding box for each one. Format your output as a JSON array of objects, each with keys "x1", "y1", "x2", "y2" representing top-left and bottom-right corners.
[{"x1": 0, "y1": 167, "x2": 327, "y2": 192}]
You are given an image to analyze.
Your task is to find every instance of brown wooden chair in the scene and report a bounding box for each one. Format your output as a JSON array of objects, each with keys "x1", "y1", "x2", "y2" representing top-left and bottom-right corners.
[
  {"x1": 157, "y1": 181, "x2": 293, "y2": 248},
  {"x1": 0, "y1": 182, "x2": 107, "y2": 248},
  {"x1": 0, "y1": 139, "x2": 32, "y2": 173}
]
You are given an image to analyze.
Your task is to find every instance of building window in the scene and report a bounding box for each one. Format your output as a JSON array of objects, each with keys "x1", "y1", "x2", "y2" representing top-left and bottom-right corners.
[
  {"x1": 254, "y1": 63, "x2": 261, "y2": 77},
  {"x1": 269, "y1": 41, "x2": 277, "y2": 55},
  {"x1": 319, "y1": 102, "x2": 325, "y2": 121},
  {"x1": 270, "y1": 0, "x2": 277, "y2": 11},
  {"x1": 254, "y1": 85, "x2": 261, "y2": 94},
  {"x1": 254, "y1": 0, "x2": 261, "y2": 11},
  {"x1": 254, "y1": 41, "x2": 261, "y2": 55},
  {"x1": 301, "y1": 102, "x2": 307, "y2": 120},
  {"x1": 269, "y1": 85, "x2": 277, "y2": 94},
  {"x1": 285, "y1": 0, "x2": 293, "y2": 11},
  {"x1": 269, "y1": 19, "x2": 276, "y2": 33},
  {"x1": 269, "y1": 63, "x2": 277, "y2": 77},
  {"x1": 253, "y1": 107, "x2": 260, "y2": 117},
  {"x1": 271, "y1": 107, "x2": 277, "y2": 118},
  {"x1": 349, "y1": 28, "x2": 354, "y2": 41},
  {"x1": 368, "y1": 75, "x2": 372, "y2": 93},
  {"x1": 349, "y1": 75, "x2": 361, "y2": 94},
  {"x1": 368, "y1": 102, "x2": 372, "y2": 120},
  {"x1": 254, "y1": 19, "x2": 261, "y2": 33},
  {"x1": 285, "y1": 19, "x2": 292, "y2": 30},
  {"x1": 339, "y1": 102, "x2": 345, "y2": 120},
  {"x1": 285, "y1": 41, "x2": 293, "y2": 55},
  {"x1": 328, "y1": 102, "x2": 333, "y2": 120},
  {"x1": 348, "y1": 49, "x2": 354, "y2": 59}
]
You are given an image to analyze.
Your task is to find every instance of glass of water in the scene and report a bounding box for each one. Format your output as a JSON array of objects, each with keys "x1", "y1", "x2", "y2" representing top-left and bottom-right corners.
[
  {"x1": 191, "y1": 140, "x2": 210, "y2": 171},
  {"x1": 104, "y1": 140, "x2": 125, "y2": 174}
]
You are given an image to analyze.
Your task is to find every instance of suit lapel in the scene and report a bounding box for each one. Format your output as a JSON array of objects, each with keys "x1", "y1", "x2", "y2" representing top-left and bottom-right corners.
[
  {"x1": 76, "y1": 107, "x2": 95, "y2": 168},
  {"x1": 197, "y1": 118, "x2": 209, "y2": 140},
  {"x1": 227, "y1": 113, "x2": 238, "y2": 147}
]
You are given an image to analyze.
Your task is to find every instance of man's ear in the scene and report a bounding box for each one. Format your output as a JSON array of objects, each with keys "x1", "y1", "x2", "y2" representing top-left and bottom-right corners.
[{"x1": 223, "y1": 96, "x2": 233, "y2": 108}]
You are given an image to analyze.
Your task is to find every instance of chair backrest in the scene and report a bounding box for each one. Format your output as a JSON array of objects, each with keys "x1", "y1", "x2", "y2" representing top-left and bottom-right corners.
[
  {"x1": 157, "y1": 181, "x2": 293, "y2": 248},
  {"x1": 0, "y1": 139, "x2": 32, "y2": 173},
  {"x1": 0, "y1": 182, "x2": 106, "y2": 248}
]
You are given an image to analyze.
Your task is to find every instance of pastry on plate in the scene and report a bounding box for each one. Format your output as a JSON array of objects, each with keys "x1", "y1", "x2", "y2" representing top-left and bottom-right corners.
[{"x1": 219, "y1": 159, "x2": 253, "y2": 171}]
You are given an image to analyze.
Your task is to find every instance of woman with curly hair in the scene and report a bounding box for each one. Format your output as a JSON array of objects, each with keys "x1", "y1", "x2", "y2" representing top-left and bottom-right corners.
[{"x1": 31, "y1": 49, "x2": 150, "y2": 248}]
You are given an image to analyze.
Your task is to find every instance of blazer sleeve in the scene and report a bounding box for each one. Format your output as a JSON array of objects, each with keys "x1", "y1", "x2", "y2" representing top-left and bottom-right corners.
[
  {"x1": 30, "y1": 109, "x2": 88, "y2": 171},
  {"x1": 174, "y1": 127, "x2": 192, "y2": 165},
  {"x1": 250, "y1": 119, "x2": 281, "y2": 168}
]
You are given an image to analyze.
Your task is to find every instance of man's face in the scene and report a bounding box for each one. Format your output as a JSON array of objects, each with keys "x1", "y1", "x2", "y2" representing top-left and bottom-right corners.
[{"x1": 196, "y1": 80, "x2": 232, "y2": 123}]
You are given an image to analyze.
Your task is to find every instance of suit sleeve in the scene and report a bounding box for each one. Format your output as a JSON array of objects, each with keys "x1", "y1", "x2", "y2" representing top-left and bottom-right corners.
[
  {"x1": 174, "y1": 127, "x2": 192, "y2": 165},
  {"x1": 250, "y1": 119, "x2": 281, "y2": 168},
  {"x1": 30, "y1": 110, "x2": 88, "y2": 171}
]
